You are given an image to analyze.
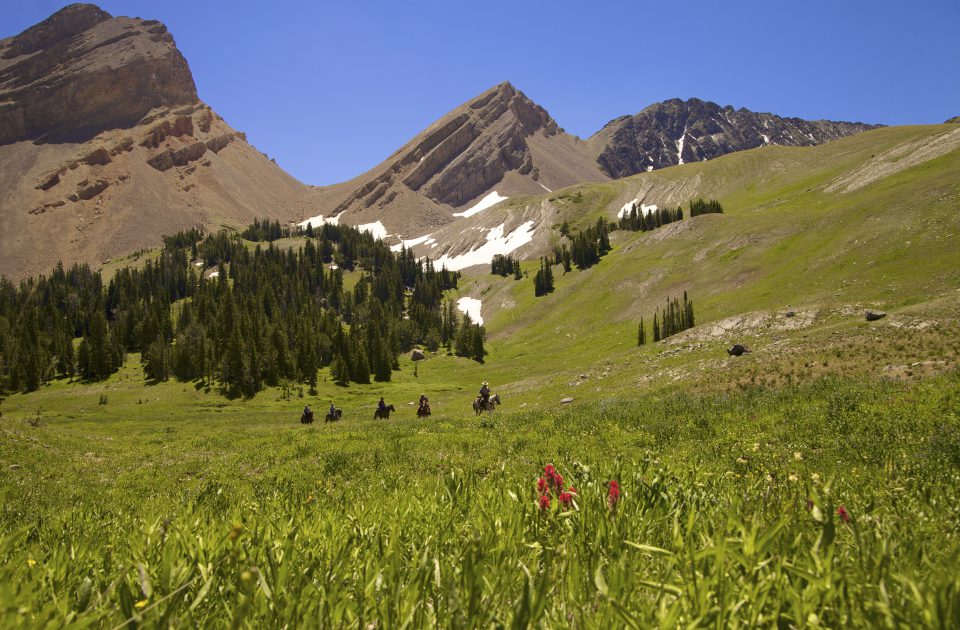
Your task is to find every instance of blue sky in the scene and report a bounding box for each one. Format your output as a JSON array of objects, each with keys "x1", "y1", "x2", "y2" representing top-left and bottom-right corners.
[{"x1": 3, "y1": 0, "x2": 959, "y2": 185}]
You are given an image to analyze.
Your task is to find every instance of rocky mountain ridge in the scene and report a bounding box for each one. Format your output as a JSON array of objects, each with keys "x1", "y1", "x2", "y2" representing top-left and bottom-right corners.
[
  {"x1": 590, "y1": 98, "x2": 880, "y2": 178},
  {"x1": 0, "y1": 4, "x2": 309, "y2": 280},
  {"x1": 307, "y1": 81, "x2": 608, "y2": 240}
]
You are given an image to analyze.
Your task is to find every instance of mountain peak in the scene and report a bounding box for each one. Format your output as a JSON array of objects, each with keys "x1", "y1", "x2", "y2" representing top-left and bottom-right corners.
[
  {"x1": 592, "y1": 98, "x2": 880, "y2": 177},
  {"x1": 0, "y1": 4, "x2": 197, "y2": 144},
  {"x1": 2, "y1": 4, "x2": 112, "y2": 58}
]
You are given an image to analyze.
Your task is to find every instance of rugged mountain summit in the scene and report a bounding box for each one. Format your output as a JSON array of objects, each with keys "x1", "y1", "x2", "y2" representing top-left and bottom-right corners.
[
  {"x1": 308, "y1": 82, "x2": 608, "y2": 239},
  {"x1": 0, "y1": 5, "x2": 308, "y2": 279},
  {"x1": 0, "y1": 4, "x2": 197, "y2": 144},
  {"x1": 590, "y1": 98, "x2": 879, "y2": 178}
]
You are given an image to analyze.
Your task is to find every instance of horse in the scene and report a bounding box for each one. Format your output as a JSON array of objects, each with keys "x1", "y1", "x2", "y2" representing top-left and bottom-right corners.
[
  {"x1": 473, "y1": 393, "x2": 501, "y2": 415},
  {"x1": 373, "y1": 404, "x2": 395, "y2": 420},
  {"x1": 300, "y1": 409, "x2": 315, "y2": 424},
  {"x1": 417, "y1": 403, "x2": 431, "y2": 418},
  {"x1": 325, "y1": 408, "x2": 343, "y2": 422}
]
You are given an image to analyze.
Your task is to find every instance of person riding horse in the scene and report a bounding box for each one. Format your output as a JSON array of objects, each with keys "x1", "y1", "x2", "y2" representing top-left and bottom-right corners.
[
  {"x1": 479, "y1": 382, "x2": 490, "y2": 405},
  {"x1": 418, "y1": 394, "x2": 430, "y2": 415},
  {"x1": 377, "y1": 397, "x2": 387, "y2": 414}
]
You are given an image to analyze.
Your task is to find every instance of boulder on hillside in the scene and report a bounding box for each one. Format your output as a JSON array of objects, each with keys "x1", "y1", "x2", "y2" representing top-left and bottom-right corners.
[
  {"x1": 560, "y1": 397, "x2": 575, "y2": 404},
  {"x1": 411, "y1": 349, "x2": 425, "y2": 361},
  {"x1": 865, "y1": 310, "x2": 887, "y2": 321}
]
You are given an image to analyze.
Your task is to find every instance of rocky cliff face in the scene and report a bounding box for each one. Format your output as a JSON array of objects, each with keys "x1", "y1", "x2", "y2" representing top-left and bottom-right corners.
[
  {"x1": 0, "y1": 3, "x2": 198, "y2": 145},
  {"x1": 591, "y1": 98, "x2": 880, "y2": 178},
  {"x1": 314, "y1": 82, "x2": 608, "y2": 238},
  {"x1": 0, "y1": 4, "x2": 308, "y2": 280}
]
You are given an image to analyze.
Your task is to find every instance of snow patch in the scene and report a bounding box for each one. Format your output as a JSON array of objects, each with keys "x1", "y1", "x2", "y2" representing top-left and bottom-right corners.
[
  {"x1": 357, "y1": 221, "x2": 388, "y2": 240},
  {"x1": 538, "y1": 182, "x2": 552, "y2": 193},
  {"x1": 390, "y1": 233, "x2": 433, "y2": 252},
  {"x1": 453, "y1": 191, "x2": 508, "y2": 218},
  {"x1": 646, "y1": 165, "x2": 653, "y2": 172},
  {"x1": 298, "y1": 210, "x2": 346, "y2": 229},
  {"x1": 761, "y1": 134, "x2": 770, "y2": 144},
  {"x1": 677, "y1": 125, "x2": 687, "y2": 165},
  {"x1": 457, "y1": 297, "x2": 483, "y2": 325},
  {"x1": 434, "y1": 221, "x2": 536, "y2": 271}
]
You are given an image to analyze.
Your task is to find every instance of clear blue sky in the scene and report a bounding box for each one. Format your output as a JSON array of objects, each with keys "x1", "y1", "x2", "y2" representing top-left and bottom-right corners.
[{"x1": 3, "y1": 0, "x2": 959, "y2": 185}]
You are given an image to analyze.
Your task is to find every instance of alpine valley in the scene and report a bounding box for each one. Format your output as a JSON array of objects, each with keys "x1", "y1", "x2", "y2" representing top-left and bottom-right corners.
[{"x1": 1, "y1": 4, "x2": 959, "y2": 629}]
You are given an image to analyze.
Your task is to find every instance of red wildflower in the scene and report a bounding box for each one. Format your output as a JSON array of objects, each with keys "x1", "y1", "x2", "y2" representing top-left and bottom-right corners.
[
  {"x1": 538, "y1": 493, "x2": 551, "y2": 512},
  {"x1": 558, "y1": 492, "x2": 574, "y2": 509},
  {"x1": 567, "y1": 485, "x2": 576, "y2": 495},
  {"x1": 837, "y1": 505, "x2": 851, "y2": 523},
  {"x1": 552, "y1": 473, "x2": 564, "y2": 489},
  {"x1": 544, "y1": 464, "x2": 556, "y2": 478},
  {"x1": 536, "y1": 477, "x2": 548, "y2": 495},
  {"x1": 607, "y1": 480, "x2": 620, "y2": 510}
]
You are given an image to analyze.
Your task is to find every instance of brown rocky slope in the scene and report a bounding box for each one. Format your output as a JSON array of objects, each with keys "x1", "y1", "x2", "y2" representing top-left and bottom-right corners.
[
  {"x1": 0, "y1": 4, "x2": 309, "y2": 279},
  {"x1": 305, "y1": 82, "x2": 609, "y2": 241}
]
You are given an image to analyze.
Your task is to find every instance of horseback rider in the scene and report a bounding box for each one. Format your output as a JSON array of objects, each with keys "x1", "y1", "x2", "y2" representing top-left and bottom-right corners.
[
  {"x1": 418, "y1": 393, "x2": 429, "y2": 413},
  {"x1": 377, "y1": 397, "x2": 387, "y2": 413},
  {"x1": 479, "y1": 381, "x2": 490, "y2": 405},
  {"x1": 329, "y1": 401, "x2": 336, "y2": 417},
  {"x1": 304, "y1": 404, "x2": 311, "y2": 417}
]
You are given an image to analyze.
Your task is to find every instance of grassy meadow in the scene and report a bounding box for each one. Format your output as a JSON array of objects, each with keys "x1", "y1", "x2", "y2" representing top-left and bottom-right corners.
[{"x1": 2, "y1": 124, "x2": 960, "y2": 627}]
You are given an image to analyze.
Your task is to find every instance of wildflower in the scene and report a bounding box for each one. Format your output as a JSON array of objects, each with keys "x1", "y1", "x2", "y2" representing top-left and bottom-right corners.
[
  {"x1": 558, "y1": 492, "x2": 574, "y2": 509},
  {"x1": 538, "y1": 494, "x2": 551, "y2": 512},
  {"x1": 793, "y1": 451, "x2": 803, "y2": 461},
  {"x1": 752, "y1": 442, "x2": 760, "y2": 452},
  {"x1": 135, "y1": 599, "x2": 148, "y2": 609},
  {"x1": 552, "y1": 473, "x2": 564, "y2": 489},
  {"x1": 837, "y1": 505, "x2": 851, "y2": 523},
  {"x1": 26, "y1": 559, "x2": 36, "y2": 568},
  {"x1": 788, "y1": 473, "x2": 798, "y2": 483},
  {"x1": 567, "y1": 485, "x2": 576, "y2": 495},
  {"x1": 536, "y1": 477, "x2": 548, "y2": 495},
  {"x1": 736, "y1": 457, "x2": 748, "y2": 464},
  {"x1": 811, "y1": 473, "x2": 821, "y2": 483},
  {"x1": 544, "y1": 464, "x2": 556, "y2": 478},
  {"x1": 608, "y1": 480, "x2": 621, "y2": 511}
]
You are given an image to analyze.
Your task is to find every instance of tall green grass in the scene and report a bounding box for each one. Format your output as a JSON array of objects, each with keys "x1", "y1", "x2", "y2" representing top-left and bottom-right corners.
[{"x1": 2, "y1": 373, "x2": 958, "y2": 627}]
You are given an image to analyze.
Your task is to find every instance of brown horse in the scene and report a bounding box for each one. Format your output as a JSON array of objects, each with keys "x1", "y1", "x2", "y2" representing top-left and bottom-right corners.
[
  {"x1": 473, "y1": 393, "x2": 500, "y2": 415},
  {"x1": 417, "y1": 403, "x2": 431, "y2": 418},
  {"x1": 325, "y1": 408, "x2": 343, "y2": 422},
  {"x1": 373, "y1": 404, "x2": 395, "y2": 420},
  {"x1": 300, "y1": 410, "x2": 315, "y2": 424}
]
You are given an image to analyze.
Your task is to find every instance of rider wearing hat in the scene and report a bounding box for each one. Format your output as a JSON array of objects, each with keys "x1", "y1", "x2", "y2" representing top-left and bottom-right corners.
[{"x1": 479, "y1": 381, "x2": 490, "y2": 405}]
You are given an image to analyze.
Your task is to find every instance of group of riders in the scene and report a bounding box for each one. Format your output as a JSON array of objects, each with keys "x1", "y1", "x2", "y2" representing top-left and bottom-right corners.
[{"x1": 300, "y1": 381, "x2": 494, "y2": 421}]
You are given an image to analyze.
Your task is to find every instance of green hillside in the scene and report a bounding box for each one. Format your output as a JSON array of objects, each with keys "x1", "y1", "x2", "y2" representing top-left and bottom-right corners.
[{"x1": 2, "y1": 124, "x2": 959, "y2": 626}]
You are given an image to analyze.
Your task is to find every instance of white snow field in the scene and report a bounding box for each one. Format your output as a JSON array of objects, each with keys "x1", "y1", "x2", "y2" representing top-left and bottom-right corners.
[
  {"x1": 298, "y1": 210, "x2": 346, "y2": 229},
  {"x1": 434, "y1": 221, "x2": 536, "y2": 271},
  {"x1": 357, "y1": 221, "x2": 388, "y2": 240},
  {"x1": 456, "y1": 297, "x2": 483, "y2": 325},
  {"x1": 452, "y1": 191, "x2": 508, "y2": 218}
]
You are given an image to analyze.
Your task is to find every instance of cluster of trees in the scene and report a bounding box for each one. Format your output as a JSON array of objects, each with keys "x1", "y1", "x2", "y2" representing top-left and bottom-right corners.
[
  {"x1": 618, "y1": 204, "x2": 684, "y2": 232},
  {"x1": 240, "y1": 218, "x2": 293, "y2": 242},
  {"x1": 689, "y1": 198, "x2": 724, "y2": 217},
  {"x1": 490, "y1": 254, "x2": 522, "y2": 279},
  {"x1": 533, "y1": 258, "x2": 555, "y2": 297},
  {"x1": 570, "y1": 218, "x2": 613, "y2": 271},
  {"x1": 638, "y1": 292, "x2": 696, "y2": 345},
  {"x1": 0, "y1": 221, "x2": 487, "y2": 397}
]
